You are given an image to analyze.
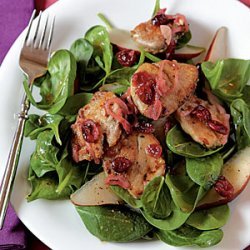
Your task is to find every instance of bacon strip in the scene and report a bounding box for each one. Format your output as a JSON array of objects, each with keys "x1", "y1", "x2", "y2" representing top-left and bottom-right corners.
[{"x1": 105, "y1": 97, "x2": 132, "y2": 134}]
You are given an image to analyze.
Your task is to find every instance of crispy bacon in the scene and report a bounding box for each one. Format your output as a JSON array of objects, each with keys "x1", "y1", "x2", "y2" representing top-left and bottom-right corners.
[
  {"x1": 130, "y1": 61, "x2": 198, "y2": 120},
  {"x1": 105, "y1": 97, "x2": 131, "y2": 134},
  {"x1": 103, "y1": 132, "x2": 165, "y2": 198},
  {"x1": 176, "y1": 95, "x2": 230, "y2": 148}
]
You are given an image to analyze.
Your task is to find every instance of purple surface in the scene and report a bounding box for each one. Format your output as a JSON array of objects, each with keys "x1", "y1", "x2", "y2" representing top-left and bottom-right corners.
[
  {"x1": 0, "y1": 0, "x2": 34, "y2": 248},
  {"x1": 0, "y1": 0, "x2": 34, "y2": 63},
  {"x1": 0, "y1": 204, "x2": 27, "y2": 249}
]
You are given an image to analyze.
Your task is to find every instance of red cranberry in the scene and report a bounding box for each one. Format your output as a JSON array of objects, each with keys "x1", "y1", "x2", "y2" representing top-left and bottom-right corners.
[
  {"x1": 116, "y1": 49, "x2": 139, "y2": 67},
  {"x1": 151, "y1": 14, "x2": 168, "y2": 26},
  {"x1": 82, "y1": 119, "x2": 100, "y2": 143},
  {"x1": 208, "y1": 120, "x2": 228, "y2": 135},
  {"x1": 214, "y1": 176, "x2": 234, "y2": 199},
  {"x1": 165, "y1": 119, "x2": 173, "y2": 134},
  {"x1": 190, "y1": 105, "x2": 212, "y2": 122},
  {"x1": 133, "y1": 72, "x2": 156, "y2": 105},
  {"x1": 146, "y1": 144, "x2": 162, "y2": 158},
  {"x1": 134, "y1": 121, "x2": 155, "y2": 134},
  {"x1": 111, "y1": 157, "x2": 132, "y2": 173}
]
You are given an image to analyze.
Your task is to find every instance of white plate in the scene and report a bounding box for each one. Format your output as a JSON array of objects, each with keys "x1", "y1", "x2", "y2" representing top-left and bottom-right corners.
[{"x1": 0, "y1": 0, "x2": 249, "y2": 249}]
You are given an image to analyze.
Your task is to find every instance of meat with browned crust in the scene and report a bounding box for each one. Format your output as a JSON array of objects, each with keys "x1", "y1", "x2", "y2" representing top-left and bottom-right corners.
[
  {"x1": 130, "y1": 60, "x2": 198, "y2": 120},
  {"x1": 71, "y1": 91, "x2": 122, "y2": 163},
  {"x1": 175, "y1": 95, "x2": 230, "y2": 148},
  {"x1": 103, "y1": 132, "x2": 166, "y2": 198}
]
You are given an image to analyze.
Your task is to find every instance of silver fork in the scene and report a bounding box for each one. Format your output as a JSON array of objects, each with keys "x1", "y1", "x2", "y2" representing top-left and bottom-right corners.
[{"x1": 0, "y1": 10, "x2": 55, "y2": 229}]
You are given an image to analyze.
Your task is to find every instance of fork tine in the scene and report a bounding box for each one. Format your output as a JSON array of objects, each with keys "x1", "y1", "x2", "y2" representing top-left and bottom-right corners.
[
  {"x1": 24, "y1": 10, "x2": 36, "y2": 45},
  {"x1": 44, "y1": 16, "x2": 55, "y2": 50},
  {"x1": 38, "y1": 15, "x2": 49, "y2": 49},
  {"x1": 32, "y1": 11, "x2": 42, "y2": 47}
]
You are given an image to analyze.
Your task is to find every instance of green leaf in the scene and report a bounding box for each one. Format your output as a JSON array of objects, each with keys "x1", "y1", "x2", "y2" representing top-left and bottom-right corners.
[
  {"x1": 186, "y1": 204, "x2": 230, "y2": 230},
  {"x1": 141, "y1": 201, "x2": 190, "y2": 230},
  {"x1": 85, "y1": 25, "x2": 113, "y2": 75},
  {"x1": 70, "y1": 38, "x2": 93, "y2": 84},
  {"x1": 24, "y1": 50, "x2": 77, "y2": 114},
  {"x1": 242, "y1": 85, "x2": 250, "y2": 106},
  {"x1": 186, "y1": 154, "x2": 223, "y2": 189},
  {"x1": 30, "y1": 131, "x2": 59, "y2": 178},
  {"x1": 24, "y1": 114, "x2": 64, "y2": 145},
  {"x1": 152, "y1": 0, "x2": 161, "y2": 17},
  {"x1": 97, "y1": 13, "x2": 113, "y2": 30},
  {"x1": 166, "y1": 125, "x2": 222, "y2": 158},
  {"x1": 59, "y1": 92, "x2": 93, "y2": 116},
  {"x1": 75, "y1": 205, "x2": 152, "y2": 242},
  {"x1": 176, "y1": 30, "x2": 192, "y2": 49},
  {"x1": 230, "y1": 99, "x2": 250, "y2": 150},
  {"x1": 70, "y1": 38, "x2": 93, "y2": 65},
  {"x1": 156, "y1": 224, "x2": 223, "y2": 247},
  {"x1": 201, "y1": 59, "x2": 250, "y2": 102},
  {"x1": 110, "y1": 186, "x2": 142, "y2": 208},
  {"x1": 56, "y1": 151, "x2": 86, "y2": 194},
  {"x1": 141, "y1": 176, "x2": 172, "y2": 219},
  {"x1": 165, "y1": 174, "x2": 207, "y2": 213},
  {"x1": 27, "y1": 173, "x2": 71, "y2": 202}
]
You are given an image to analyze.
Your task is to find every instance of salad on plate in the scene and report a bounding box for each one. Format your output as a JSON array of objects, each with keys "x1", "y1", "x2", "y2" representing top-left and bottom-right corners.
[{"x1": 22, "y1": 0, "x2": 250, "y2": 247}]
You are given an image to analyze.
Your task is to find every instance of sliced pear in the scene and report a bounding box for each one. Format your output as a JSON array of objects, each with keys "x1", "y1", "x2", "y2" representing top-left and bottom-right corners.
[
  {"x1": 70, "y1": 172, "x2": 122, "y2": 206},
  {"x1": 174, "y1": 45, "x2": 205, "y2": 60},
  {"x1": 109, "y1": 28, "x2": 139, "y2": 51},
  {"x1": 204, "y1": 26, "x2": 227, "y2": 62},
  {"x1": 198, "y1": 147, "x2": 250, "y2": 208}
]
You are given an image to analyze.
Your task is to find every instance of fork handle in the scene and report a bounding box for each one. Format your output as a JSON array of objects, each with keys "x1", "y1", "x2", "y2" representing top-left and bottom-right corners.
[{"x1": 0, "y1": 94, "x2": 29, "y2": 229}]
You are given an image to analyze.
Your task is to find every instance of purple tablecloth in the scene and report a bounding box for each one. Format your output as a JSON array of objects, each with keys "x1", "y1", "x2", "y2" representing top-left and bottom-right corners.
[
  {"x1": 0, "y1": 0, "x2": 34, "y2": 248},
  {"x1": 0, "y1": 0, "x2": 249, "y2": 249}
]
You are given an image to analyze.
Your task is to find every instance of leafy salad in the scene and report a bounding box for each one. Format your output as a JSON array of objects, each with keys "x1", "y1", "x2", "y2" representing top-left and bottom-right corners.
[{"x1": 23, "y1": 0, "x2": 250, "y2": 248}]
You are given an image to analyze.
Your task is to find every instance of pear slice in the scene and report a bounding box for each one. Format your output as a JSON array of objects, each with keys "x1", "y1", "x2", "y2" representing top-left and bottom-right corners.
[
  {"x1": 204, "y1": 26, "x2": 227, "y2": 62},
  {"x1": 70, "y1": 172, "x2": 122, "y2": 206},
  {"x1": 198, "y1": 147, "x2": 250, "y2": 208},
  {"x1": 109, "y1": 28, "x2": 139, "y2": 51},
  {"x1": 174, "y1": 45, "x2": 205, "y2": 60}
]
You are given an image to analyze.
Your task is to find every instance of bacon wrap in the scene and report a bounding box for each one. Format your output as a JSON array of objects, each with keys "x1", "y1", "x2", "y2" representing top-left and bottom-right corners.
[
  {"x1": 105, "y1": 97, "x2": 132, "y2": 134},
  {"x1": 105, "y1": 174, "x2": 131, "y2": 189},
  {"x1": 85, "y1": 141, "x2": 101, "y2": 164},
  {"x1": 145, "y1": 98, "x2": 163, "y2": 121},
  {"x1": 156, "y1": 60, "x2": 179, "y2": 97},
  {"x1": 121, "y1": 87, "x2": 139, "y2": 114}
]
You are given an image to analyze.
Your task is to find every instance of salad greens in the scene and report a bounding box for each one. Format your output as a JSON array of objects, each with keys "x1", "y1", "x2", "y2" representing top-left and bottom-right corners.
[{"x1": 22, "y1": 0, "x2": 250, "y2": 248}]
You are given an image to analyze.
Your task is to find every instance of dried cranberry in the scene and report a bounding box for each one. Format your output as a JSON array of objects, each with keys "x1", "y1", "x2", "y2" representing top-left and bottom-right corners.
[
  {"x1": 116, "y1": 49, "x2": 139, "y2": 67},
  {"x1": 111, "y1": 157, "x2": 132, "y2": 173},
  {"x1": 82, "y1": 119, "x2": 100, "y2": 143},
  {"x1": 165, "y1": 39, "x2": 176, "y2": 59},
  {"x1": 214, "y1": 176, "x2": 234, "y2": 199},
  {"x1": 134, "y1": 121, "x2": 155, "y2": 134},
  {"x1": 133, "y1": 72, "x2": 156, "y2": 105},
  {"x1": 190, "y1": 105, "x2": 212, "y2": 122},
  {"x1": 151, "y1": 14, "x2": 168, "y2": 26},
  {"x1": 146, "y1": 144, "x2": 162, "y2": 158},
  {"x1": 165, "y1": 119, "x2": 173, "y2": 134},
  {"x1": 208, "y1": 120, "x2": 228, "y2": 135}
]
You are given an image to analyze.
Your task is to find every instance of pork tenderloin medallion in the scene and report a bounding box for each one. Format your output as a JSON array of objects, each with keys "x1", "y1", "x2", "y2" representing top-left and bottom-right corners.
[
  {"x1": 103, "y1": 132, "x2": 166, "y2": 198},
  {"x1": 131, "y1": 10, "x2": 189, "y2": 54},
  {"x1": 71, "y1": 91, "x2": 130, "y2": 164},
  {"x1": 130, "y1": 60, "x2": 198, "y2": 120},
  {"x1": 175, "y1": 95, "x2": 230, "y2": 148}
]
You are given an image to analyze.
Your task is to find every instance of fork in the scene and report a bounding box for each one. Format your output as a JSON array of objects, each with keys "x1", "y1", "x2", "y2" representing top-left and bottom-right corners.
[{"x1": 0, "y1": 10, "x2": 55, "y2": 229}]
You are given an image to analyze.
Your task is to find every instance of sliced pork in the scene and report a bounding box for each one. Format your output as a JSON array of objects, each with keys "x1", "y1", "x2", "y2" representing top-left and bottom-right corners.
[
  {"x1": 71, "y1": 91, "x2": 125, "y2": 163},
  {"x1": 175, "y1": 95, "x2": 230, "y2": 148},
  {"x1": 130, "y1": 60, "x2": 198, "y2": 120},
  {"x1": 103, "y1": 132, "x2": 166, "y2": 198},
  {"x1": 131, "y1": 10, "x2": 189, "y2": 54}
]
